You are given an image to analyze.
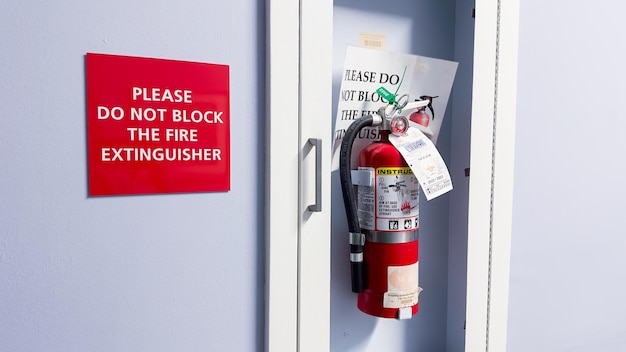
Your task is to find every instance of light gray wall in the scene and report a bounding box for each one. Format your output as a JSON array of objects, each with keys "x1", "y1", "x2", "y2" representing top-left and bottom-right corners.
[
  {"x1": 0, "y1": 1, "x2": 264, "y2": 351},
  {"x1": 507, "y1": 0, "x2": 626, "y2": 351}
]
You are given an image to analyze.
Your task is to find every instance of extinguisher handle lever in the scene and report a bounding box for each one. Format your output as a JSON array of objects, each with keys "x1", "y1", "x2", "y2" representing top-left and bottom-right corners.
[{"x1": 403, "y1": 99, "x2": 430, "y2": 112}]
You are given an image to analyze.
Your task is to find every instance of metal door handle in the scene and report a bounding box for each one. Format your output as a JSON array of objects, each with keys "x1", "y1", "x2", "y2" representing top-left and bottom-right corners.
[{"x1": 307, "y1": 138, "x2": 322, "y2": 212}]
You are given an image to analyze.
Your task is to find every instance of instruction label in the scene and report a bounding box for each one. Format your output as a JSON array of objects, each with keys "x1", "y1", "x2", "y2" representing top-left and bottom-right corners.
[{"x1": 357, "y1": 166, "x2": 419, "y2": 231}]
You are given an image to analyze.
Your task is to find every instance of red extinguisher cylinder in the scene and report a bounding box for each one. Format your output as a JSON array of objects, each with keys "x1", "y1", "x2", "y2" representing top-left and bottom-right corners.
[
  {"x1": 356, "y1": 130, "x2": 421, "y2": 319},
  {"x1": 357, "y1": 241, "x2": 419, "y2": 318}
]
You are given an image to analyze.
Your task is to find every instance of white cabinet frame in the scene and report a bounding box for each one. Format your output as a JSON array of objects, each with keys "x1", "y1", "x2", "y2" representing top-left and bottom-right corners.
[
  {"x1": 465, "y1": 1, "x2": 519, "y2": 351},
  {"x1": 265, "y1": 0, "x2": 519, "y2": 351},
  {"x1": 265, "y1": 1, "x2": 299, "y2": 351},
  {"x1": 265, "y1": 0, "x2": 332, "y2": 351}
]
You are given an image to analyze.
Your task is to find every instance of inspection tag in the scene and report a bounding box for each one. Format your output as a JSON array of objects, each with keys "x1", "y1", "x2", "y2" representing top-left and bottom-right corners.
[{"x1": 389, "y1": 127, "x2": 453, "y2": 200}]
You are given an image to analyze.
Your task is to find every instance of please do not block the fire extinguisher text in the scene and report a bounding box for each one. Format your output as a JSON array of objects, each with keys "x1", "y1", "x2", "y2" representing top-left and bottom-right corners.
[{"x1": 96, "y1": 86, "x2": 226, "y2": 162}]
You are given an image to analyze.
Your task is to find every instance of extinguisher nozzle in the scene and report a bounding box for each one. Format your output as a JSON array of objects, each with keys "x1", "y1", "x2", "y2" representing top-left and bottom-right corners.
[{"x1": 350, "y1": 261, "x2": 366, "y2": 293}]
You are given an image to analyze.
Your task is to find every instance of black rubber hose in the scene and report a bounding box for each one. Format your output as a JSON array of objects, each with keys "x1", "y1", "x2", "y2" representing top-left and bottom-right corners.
[{"x1": 339, "y1": 115, "x2": 375, "y2": 293}]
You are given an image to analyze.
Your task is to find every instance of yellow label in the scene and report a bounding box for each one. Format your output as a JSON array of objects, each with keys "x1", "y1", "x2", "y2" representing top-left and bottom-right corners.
[{"x1": 376, "y1": 167, "x2": 413, "y2": 175}]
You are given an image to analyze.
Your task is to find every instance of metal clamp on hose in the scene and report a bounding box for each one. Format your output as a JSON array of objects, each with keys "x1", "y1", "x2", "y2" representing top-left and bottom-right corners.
[{"x1": 349, "y1": 232, "x2": 365, "y2": 246}]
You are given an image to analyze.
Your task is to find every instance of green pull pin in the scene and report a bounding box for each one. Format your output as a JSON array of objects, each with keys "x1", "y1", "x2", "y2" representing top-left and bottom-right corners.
[
  {"x1": 376, "y1": 86, "x2": 396, "y2": 102},
  {"x1": 376, "y1": 66, "x2": 408, "y2": 112}
]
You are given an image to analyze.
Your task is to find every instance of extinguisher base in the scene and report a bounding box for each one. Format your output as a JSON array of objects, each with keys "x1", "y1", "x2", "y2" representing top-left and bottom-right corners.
[
  {"x1": 398, "y1": 307, "x2": 413, "y2": 320},
  {"x1": 357, "y1": 291, "x2": 419, "y2": 319}
]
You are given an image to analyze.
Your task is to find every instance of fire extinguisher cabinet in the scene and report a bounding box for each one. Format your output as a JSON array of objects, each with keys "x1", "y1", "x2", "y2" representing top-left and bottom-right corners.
[{"x1": 328, "y1": 0, "x2": 517, "y2": 351}]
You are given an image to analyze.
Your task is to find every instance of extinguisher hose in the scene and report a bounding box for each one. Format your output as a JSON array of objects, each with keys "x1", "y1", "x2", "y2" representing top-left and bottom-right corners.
[{"x1": 339, "y1": 115, "x2": 376, "y2": 293}]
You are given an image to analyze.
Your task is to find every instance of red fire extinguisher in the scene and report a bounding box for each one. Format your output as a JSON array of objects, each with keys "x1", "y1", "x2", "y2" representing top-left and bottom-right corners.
[{"x1": 340, "y1": 99, "x2": 426, "y2": 320}]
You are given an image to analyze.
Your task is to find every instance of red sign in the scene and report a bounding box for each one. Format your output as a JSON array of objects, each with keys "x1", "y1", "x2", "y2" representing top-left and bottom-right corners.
[{"x1": 86, "y1": 53, "x2": 230, "y2": 196}]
